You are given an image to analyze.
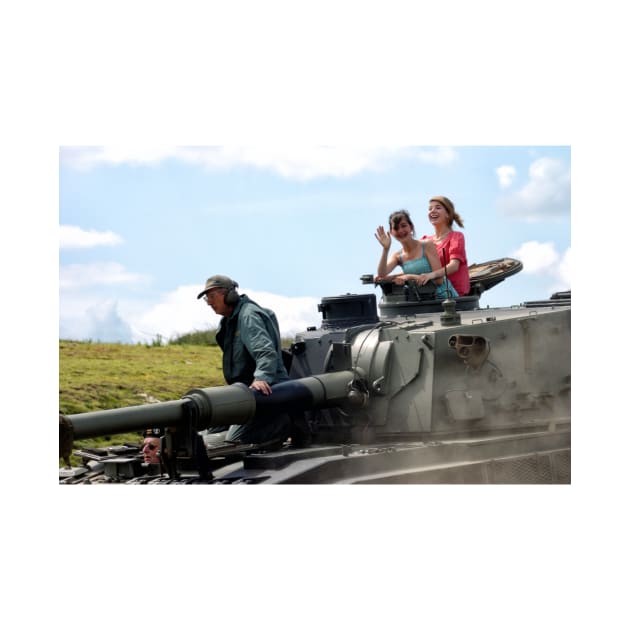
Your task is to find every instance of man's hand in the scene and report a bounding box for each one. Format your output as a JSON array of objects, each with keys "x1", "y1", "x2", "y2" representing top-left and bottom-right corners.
[{"x1": 250, "y1": 380, "x2": 272, "y2": 395}]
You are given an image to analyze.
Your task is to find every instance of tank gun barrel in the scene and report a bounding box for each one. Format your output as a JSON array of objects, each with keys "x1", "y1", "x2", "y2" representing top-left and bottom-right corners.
[
  {"x1": 62, "y1": 384, "x2": 258, "y2": 441},
  {"x1": 63, "y1": 399, "x2": 190, "y2": 439},
  {"x1": 60, "y1": 370, "x2": 358, "y2": 447}
]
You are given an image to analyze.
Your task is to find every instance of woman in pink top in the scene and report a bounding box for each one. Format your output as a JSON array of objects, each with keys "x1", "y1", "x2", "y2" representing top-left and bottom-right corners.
[{"x1": 421, "y1": 196, "x2": 470, "y2": 296}]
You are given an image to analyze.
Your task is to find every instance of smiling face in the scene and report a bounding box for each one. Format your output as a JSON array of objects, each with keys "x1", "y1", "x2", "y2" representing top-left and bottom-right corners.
[
  {"x1": 389, "y1": 211, "x2": 415, "y2": 242},
  {"x1": 428, "y1": 200, "x2": 451, "y2": 229},
  {"x1": 390, "y1": 218, "x2": 414, "y2": 242}
]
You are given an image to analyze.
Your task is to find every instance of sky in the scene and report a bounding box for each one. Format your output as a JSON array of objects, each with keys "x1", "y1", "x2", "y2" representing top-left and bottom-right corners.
[{"x1": 59, "y1": 145, "x2": 571, "y2": 343}]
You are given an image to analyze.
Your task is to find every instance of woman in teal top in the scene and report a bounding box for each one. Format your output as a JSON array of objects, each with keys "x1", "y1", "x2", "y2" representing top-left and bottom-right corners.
[
  {"x1": 375, "y1": 209, "x2": 458, "y2": 298},
  {"x1": 399, "y1": 241, "x2": 457, "y2": 298}
]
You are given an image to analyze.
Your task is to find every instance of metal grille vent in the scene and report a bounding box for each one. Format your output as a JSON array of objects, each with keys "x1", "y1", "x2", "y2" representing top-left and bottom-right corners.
[
  {"x1": 489, "y1": 454, "x2": 553, "y2": 483},
  {"x1": 552, "y1": 451, "x2": 571, "y2": 483}
]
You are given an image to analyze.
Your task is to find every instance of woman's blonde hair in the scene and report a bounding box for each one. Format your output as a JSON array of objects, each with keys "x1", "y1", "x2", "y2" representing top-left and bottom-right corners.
[{"x1": 430, "y1": 196, "x2": 464, "y2": 228}]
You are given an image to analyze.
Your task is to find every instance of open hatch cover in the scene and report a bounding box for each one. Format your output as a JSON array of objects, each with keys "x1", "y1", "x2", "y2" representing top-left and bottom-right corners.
[{"x1": 468, "y1": 257, "x2": 523, "y2": 294}]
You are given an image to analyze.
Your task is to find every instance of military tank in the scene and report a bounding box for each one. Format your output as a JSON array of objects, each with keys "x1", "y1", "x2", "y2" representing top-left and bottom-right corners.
[{"x1": 59, "y1": 257, "x2": 570, "y2": 484}]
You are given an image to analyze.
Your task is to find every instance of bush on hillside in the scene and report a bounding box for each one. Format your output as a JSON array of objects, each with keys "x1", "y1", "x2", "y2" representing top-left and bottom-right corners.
[{"x1": 169, "y1": 328, "x2": 218, "y2": 346}]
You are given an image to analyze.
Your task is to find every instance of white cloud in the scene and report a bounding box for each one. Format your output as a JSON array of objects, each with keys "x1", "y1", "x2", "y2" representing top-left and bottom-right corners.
[
  {"x1": 412, "y1": 146, "x2": 458, "y2": 166},
  {"x1": 60, "y1": 225, "x2": 123, "y2": 249},
  {"x1": 245, "y1": 290, "x2": 321, "y2": 334},
  {"x1": 511, "y1": 241, "x2": 571, "y2": 293},
  {"x1": 59, "y1": 300, "x2": 135, "y2": 343},
  {"x1": 85, "y1": 302, "x2": 135, "y2": 343},
  {"x1": 132, "y1": 284, "x2": 217, "y2": 341},
  {"x1": 496, "y1": 165, "x2": 516, "y2": 188},
  {"x1": 59, "y1": 283, "x2": 321, "y2": 344},
  {"x1": 60, "y1": 147, "x2": 181, "y2": 169},
  {"x1": 59, "y1": 262, "x2": 149, "y2": 289},
  {"x1": 556, "y1": 246, "x2": 571, "y2": 288},
  {"x1": 512, "y1": 241, "x2": 560, "y2": 274},
  {"x1": 60, "y1": 146, "x2": 458, "y2": 180},
  {"x1": 497, "y1": 157, "x2": 570, "y2": 220},
  {"x1": 135, "y1": 286, "x2": 320, "y2": 342}
]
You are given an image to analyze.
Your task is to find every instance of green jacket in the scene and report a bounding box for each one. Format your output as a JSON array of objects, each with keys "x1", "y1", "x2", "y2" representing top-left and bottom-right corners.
[{"x1": 215, "y1": 295, "x2": 289, "y2": 386}]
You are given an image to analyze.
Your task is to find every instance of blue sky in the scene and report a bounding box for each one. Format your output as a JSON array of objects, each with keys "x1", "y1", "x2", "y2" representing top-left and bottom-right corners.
[{"x1": 59, "y1": 146, "x2": 571, "y2": 343}]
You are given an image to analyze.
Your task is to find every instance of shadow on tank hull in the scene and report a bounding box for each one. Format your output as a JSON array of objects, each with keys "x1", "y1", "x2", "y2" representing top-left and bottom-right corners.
[{"x1": 60, "y1": 257, "x2": 570, "y2": 484}]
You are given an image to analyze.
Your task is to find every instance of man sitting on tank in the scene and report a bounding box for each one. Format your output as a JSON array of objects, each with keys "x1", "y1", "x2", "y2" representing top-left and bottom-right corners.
[
  {"x1": 142, "y1": 428, "x2": 162, "y2": 464},
  {"x1": 197, "y1": 274, "x2": 292, "y2": 448}
]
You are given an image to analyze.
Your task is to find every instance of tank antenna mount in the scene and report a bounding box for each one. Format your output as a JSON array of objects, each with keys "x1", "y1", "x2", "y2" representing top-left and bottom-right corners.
[{"x1": 440, "y1": 249, "x2": 461, "y2": 326}]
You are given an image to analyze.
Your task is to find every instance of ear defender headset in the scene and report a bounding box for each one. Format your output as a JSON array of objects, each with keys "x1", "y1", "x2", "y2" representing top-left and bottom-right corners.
[{"x1": 225, "y1": 281, "x2": 240, "y2": 305}]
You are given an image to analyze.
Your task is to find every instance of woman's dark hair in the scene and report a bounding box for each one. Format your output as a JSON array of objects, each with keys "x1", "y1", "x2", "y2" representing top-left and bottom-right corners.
[{"x1": 388, "y1": 209, "x2": 415, "y2": 235}]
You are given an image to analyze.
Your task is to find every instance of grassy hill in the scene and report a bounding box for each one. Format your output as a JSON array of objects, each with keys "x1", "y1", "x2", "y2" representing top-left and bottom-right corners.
[{"x1": 59, "y1": 340, "x2": 226, "y2": 466}]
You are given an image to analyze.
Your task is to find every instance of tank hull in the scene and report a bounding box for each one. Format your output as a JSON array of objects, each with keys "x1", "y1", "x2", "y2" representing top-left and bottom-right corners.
[
  {"x1": 60, "y1": 263, "x2": 570, "y2": 484},
  {"x1": 61, "y1": 427, "x2": 569, "y2": 484},
  {"x1": 189, "y1": 429, "x2": 570, "y2": 484}
]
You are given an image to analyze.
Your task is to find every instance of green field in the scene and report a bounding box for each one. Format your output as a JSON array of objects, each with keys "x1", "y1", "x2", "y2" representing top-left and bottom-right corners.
[{"x1": 59, "y1": 340, "x2": 225, "y2": 466}]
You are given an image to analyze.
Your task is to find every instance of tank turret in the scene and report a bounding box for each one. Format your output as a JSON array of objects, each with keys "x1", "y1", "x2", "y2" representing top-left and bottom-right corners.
[{"x1": 60, "y1": 257, "x2": 570, "y2": 484}]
